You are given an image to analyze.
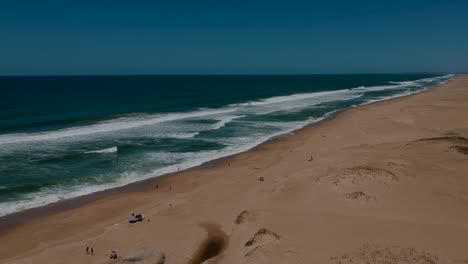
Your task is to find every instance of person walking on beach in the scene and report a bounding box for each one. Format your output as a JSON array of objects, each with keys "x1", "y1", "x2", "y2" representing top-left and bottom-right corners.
[
  {"x1": 91, "y1": 247, "x2": 94, "y2": 255},
  {"x1": 86, "y1": 246, "x2": 89, "y2": 254}
]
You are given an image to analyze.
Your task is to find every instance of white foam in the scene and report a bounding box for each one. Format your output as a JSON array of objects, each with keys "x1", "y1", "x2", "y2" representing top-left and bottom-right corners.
[
  {"x1": 351, "y1": 75, "x2": 452, "y2": 92},
  {"x1": 413, "y1": 74, "x2": 455, "y2": 84},
  {"x1": 1, "y1": 75, "x2": 451, "y2": 148},
  {"x1": 230, "y1": 89, "x2": 350, "y2": 107},
  {"x1": 0, "y1": 74, "x2": 457, "y2": 216},
  {"x1": 357, "y1": 75, "x2": 454, "y2": 106},
  {"x1": 0, "y1": 118, "x2": 315, "y2": 217},
  {"x1": 85, "y1": 146, "x2": 118, "y2": 154},
  {"x1": 353, "y1": 84, "x2": 403, "y2": 92},
  {"x1": 243, "y1": 90, "x2": 363, "y2": 116},
  {"x1": 211, "y1": 115, "x2": 245, "y2": 130},
  {"x1": 171, "y1": 132, "x2": 200, "y2": 138},
  {"x1": 0, "y1": 183, "x2": 116, "y2": 216},
  {"x1": 0, "y1": 108, "x2": 236, "y2": 145}
]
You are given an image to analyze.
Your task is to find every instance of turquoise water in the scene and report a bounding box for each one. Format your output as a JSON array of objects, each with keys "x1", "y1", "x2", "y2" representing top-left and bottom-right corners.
[{"x1": 0, "y1": 74, "x2": 455, "y2": 216}]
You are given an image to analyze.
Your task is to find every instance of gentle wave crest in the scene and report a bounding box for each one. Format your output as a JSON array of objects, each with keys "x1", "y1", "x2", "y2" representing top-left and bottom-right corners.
[
  {"x1": 85, "y1": 146, "x2": 118, "y2": 154},
  {"x1": 212, "y1": 115, "x2": 245, "y2": 130},
  {"x1": 0, "y1": 108, "x2": 236, "y2": 145},
  {"x1": 230, "y1": 89, "x2": 350, "y2": 107}
]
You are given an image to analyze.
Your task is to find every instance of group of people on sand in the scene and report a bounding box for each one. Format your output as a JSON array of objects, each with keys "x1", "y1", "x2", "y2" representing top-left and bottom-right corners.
[
  {"x1": 128, "y1": 212, "x2": 145, "y2": 223},
  {"x1": 85, "y1": 246, "x2": 94, "y2": 255},
  {"x1": 132, "y1": 212, "x2": 143, "y2": 219},
  {"x1": 86, "y1": 246, "x2": 118, "y2": 260},
  {"x1": 85, "y1": 209, "x2": 149, "y2": 260}
]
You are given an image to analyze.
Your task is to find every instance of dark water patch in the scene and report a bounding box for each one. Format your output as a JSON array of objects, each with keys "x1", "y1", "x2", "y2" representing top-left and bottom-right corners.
[
  {"x1": 0, "y1": 183, "x2": 57, "y2": 201},
  {"x1": 0, "y1": 115, "x2": 111, "y2": 134}
]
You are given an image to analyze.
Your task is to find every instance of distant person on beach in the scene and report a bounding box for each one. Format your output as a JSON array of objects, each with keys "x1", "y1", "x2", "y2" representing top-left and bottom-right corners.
[
  {"x1": 91, "y1": 247, "x2": 94, "y2": 255},
  {"x1": 86, "y1": 246, "x2": 89, "y2": 254}
]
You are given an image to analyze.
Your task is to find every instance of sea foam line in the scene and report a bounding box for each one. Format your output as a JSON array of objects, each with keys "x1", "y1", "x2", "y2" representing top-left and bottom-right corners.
[
  {"x1": 230, "y1": 89, "x2": 350, "y2": 107},
  {"x1": 0, "y1": 75, "x2": 455, "y2": 149},
  {"x1": 0, "y1": 74, "x2": 456, "y2": 217},
  {"x1": 0, "y1": 108, "x2": 236, "y2": 145},
  {"x1": 85, "y1": 146, "x2": 118, "y2": 154},
  {"x1": 0, "y1": 119, "x2": 314, "y2": 217},
  {"x1": 211, "y1": 115, "x2": 245, "y2": 130}
]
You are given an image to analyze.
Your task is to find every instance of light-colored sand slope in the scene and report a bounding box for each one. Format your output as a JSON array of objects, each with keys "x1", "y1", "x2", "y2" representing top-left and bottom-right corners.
[{"x1": 1, "y1": 76, "x2": 468, "y2": 264}]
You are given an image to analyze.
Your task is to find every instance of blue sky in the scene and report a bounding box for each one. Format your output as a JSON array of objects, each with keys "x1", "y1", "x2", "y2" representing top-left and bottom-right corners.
[{"x1": 1, "y1": 0, "x2": 467, "y2": 75}]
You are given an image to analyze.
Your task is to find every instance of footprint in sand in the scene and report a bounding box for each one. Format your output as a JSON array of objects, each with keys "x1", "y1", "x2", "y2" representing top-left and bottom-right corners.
[
  {"x1": 234, "y1": 210, "x2": 250, "y2": 225},
  {"x1": 244, "y1": 228, "x2": 280, "y2": 248}
]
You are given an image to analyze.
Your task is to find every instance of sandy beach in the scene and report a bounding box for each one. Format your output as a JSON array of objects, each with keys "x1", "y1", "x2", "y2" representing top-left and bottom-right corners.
[{"x1": 1, "y1": 75, "x2": 467, "y2": 263}]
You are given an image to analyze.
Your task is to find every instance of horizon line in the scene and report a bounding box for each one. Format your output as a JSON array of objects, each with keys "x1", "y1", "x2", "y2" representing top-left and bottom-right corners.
[{"x1": 0, "y1": 72, "x2": 461, "y2": 78}]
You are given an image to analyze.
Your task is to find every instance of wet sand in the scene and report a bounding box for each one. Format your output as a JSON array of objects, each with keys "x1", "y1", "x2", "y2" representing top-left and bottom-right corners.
[{"x1": 1, "y1": 75, "x2": 468, "y2": 264}]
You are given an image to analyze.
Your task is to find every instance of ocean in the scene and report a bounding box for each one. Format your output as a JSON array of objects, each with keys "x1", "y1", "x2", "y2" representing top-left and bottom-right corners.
[{"x1": 0, "y1": 74, "x2": 455, "y2": 216}]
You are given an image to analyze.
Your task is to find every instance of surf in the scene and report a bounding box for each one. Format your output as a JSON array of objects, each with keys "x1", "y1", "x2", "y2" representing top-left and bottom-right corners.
[
  {"x1": 0, "y1": 74, "x2": 456, "y2": 217},
  {"x1": 85, "y1": 146, "x2": 118, "y2": 154},
  {"x1": 0, "y1": 108, "x2": 237, "y2": 146}
]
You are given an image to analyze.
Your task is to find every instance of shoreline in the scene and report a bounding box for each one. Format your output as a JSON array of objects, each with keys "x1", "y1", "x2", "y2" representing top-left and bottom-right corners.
[
  {"x1": 1, "y1": 75, "x2": 467, "y2": 263},
  {"x1": 0, "y1": 77, "x2": 458, "y2": 231}
]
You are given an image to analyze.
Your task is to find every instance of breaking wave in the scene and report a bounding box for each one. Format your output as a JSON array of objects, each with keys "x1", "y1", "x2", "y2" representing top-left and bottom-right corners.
[
  {"x1": 85, "y1": 146, "x2": 118, "y2": 154},
  {"x1": 0, "y1": 74, "x2": 456, "y2": 216}
]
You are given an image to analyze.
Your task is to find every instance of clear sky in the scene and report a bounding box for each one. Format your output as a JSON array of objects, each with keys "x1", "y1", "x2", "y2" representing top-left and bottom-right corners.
[{"x1": 1, "y1": 0, "x2": 467, "y2": 75}]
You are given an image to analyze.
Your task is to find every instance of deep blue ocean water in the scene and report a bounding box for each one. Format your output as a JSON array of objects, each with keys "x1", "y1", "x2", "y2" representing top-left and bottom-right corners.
[{"x1": 0, "y1": 74, "x2": 455, "y2": 216}]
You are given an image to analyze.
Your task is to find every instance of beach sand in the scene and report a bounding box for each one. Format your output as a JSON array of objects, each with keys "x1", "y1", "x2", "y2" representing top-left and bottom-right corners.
[{"x1": 1, "y1": 76, "x2": 468, "y2": 264}]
